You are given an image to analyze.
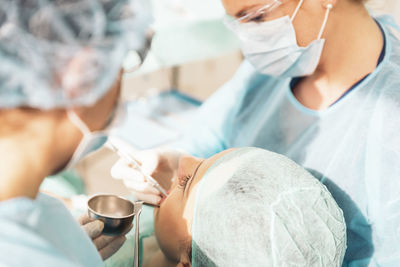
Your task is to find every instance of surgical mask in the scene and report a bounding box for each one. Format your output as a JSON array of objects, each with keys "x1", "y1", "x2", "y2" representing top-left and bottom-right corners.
[
  {"x1": 65, "y1": 101, "x2": 127, "y2": 170},
  {"x1": 225, "y1": 0, "x2": 332, "y2": 78}
]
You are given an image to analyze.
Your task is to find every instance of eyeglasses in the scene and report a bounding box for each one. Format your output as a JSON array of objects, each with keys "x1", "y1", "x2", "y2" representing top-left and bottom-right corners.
[
  {"x1": 224, "y1": 0, "x2": 282, "y2": 29},
  {"x1": 123, "y1": 29, "x2": 154, "y2": 73}
]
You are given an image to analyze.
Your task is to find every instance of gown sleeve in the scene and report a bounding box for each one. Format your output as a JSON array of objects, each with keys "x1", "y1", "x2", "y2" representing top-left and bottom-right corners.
[{"x1": 363, "y1": 89, "x2": 400, "y2": 266}]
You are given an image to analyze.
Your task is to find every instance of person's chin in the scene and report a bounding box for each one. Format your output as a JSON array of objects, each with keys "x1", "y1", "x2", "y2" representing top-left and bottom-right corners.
[{"x1": 51, "y1": 158, "x2": 71, "y2": 175}]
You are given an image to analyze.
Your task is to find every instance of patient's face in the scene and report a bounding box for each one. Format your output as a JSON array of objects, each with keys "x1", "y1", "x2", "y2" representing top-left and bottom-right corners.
[{"x1": 153, "y1": 149, "x2": 234, "y2": 264}]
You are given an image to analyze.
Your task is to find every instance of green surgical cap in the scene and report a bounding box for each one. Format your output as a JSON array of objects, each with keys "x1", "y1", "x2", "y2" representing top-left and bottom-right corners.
[
  {"x1": 0, "y1": 0, "x2": 152, "y2": 109},
  {"x1": 192, "y1": 147, "x2": 346, "y2": 266}
]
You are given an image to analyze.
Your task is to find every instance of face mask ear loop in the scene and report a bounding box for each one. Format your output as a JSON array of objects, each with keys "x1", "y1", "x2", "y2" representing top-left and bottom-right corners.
[
  {"x1": 317, "y1": 3, "x2": 333, "y2": 40},
  {"x1": 67, "y1": 109, "x2": 91, "y2": 135},
  {"x1": 291, "y1": 0, "x2": 304, "y2": 21}
]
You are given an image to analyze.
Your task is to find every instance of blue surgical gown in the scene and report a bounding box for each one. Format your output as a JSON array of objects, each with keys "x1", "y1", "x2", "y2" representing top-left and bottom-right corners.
[
  {"x1": 176, "y1": 15, "x2": 400, "y2": 266},
  {"x1": 0, "y1": 193, "x2": 103, "y2": 266}
]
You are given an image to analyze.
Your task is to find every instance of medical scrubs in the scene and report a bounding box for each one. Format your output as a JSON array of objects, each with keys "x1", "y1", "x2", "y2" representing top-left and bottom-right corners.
[
  {"x1": 177, "y1": 15, "x2": 400, "y2": 266},
  {"x1": 0, "y1": 193, "x2": 103, "y2": 266}
]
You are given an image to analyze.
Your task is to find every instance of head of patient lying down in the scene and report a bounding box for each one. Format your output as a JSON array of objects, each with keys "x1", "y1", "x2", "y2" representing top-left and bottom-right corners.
[{"x1": 152, "y1": 147, "x2": 347, "y2": 267}]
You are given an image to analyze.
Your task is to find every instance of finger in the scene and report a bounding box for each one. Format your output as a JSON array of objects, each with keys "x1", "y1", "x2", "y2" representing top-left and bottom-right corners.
[
  {"x1": 77, "y1": 213, "x2": 92, "y2": 225},
  {"x1": 99, "y1": 236, "x2": 127, "y2": 260},
  {"x1": 93, "y1": 224, "x2": 133, "y2": 250},
  {"x1": 82, "y1": 220, "x2": 104, "y2": 239},
  {"x1": 111, "y1": 159, "x2": 134, "y2": 180},
  {"x1": 123, "y1": 169, "x2": 150, "y2": 183},
  {"x1": 93, "y1": 234, "x2": 117, "y2": 251},
  {"x1": 131, "y1": 190, "x2": 162, "y2": 205},
  {"x1": 112, "y1": 161, "x2": 150, "y2": 184},
  {"x1": 123, "y1": 179, "x2": 160, "y2": 195},
  {"x1": 134, "y1": 150, "x2": 159, "y2": 174}
]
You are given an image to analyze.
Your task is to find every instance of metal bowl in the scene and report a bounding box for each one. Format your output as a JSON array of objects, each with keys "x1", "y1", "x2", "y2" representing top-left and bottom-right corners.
[{"x1": 88, "y1": 194, "x2": 135, "y2": 236}]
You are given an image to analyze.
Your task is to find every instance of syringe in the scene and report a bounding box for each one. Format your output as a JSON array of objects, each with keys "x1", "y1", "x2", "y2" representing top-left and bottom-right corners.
[{"x1": 107, "y1": 141, "x2": 168, "y2": 198}]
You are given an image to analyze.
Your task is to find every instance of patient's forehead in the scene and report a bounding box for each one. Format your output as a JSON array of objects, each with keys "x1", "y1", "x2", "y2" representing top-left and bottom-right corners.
[
  {"x1": 188, "y1": 149, "x2": 237, "y2": 195},
  {"x1": 182, "y1": 149, "x2": 237, "y2": 233}
]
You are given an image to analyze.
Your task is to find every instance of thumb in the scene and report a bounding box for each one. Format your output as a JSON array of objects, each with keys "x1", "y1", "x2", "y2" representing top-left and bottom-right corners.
[{"x1": 83, "y1": 220, "x2": 104, "y2": 239}]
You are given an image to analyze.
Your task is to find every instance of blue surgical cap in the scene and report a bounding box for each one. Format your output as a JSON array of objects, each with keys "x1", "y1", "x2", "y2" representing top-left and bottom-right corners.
[{"x1": 0, "y1": 0, "x2": 152, "y2": 109}]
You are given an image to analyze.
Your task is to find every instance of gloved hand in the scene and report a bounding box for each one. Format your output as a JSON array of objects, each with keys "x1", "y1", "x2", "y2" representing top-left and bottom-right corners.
[
  {"x1": 111, "y1": 147, "x2": 184, "y2": 205},
  {"x1": 78, "y1": 214, "x2": 132, "y2": 260}
]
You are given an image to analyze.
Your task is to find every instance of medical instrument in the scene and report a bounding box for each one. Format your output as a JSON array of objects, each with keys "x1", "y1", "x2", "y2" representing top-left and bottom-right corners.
[
  {"x1": 133, "y1": 201, "x2": 143, "y2": 267},
  {"x1": 107, "y1": 141, "x2": 169, "y2": 198},
  {"x1": 88, "y1": 194, "x2": 135, "y2": 236}
]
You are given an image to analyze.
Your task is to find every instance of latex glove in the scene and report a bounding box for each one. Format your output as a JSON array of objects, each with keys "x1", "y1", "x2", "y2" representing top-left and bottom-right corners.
[
  {"x1": 79, "y1": 214, "x2": 132, "y2": 260},
  {"x1": 111, "y1": 147, "x2": 184, "y2": 205}
]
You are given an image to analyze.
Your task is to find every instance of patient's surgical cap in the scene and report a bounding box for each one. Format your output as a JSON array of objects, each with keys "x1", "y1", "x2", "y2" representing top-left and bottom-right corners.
[
  {"x1": 0, "y1": 0, "x2": 152, "y2": 109},
  {"x1": 192, "y1": 148, "x2": 346, "y2": 267}
]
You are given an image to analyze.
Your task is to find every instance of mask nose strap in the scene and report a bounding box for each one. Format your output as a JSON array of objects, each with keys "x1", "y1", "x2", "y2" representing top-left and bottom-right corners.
[
  {"x1": 317, "y1": 3, "x2": 333, "y2": 39},
  {"x1": 67, "y1": 109, "x2": 91, "y2": 135}
]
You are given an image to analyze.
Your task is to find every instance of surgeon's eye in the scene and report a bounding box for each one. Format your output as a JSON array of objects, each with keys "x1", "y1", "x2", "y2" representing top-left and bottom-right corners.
[
  {"x1": 178, "y1": 175, "x2": 192, "y2": 190},
  {"x1": 250, "y1": 14, "x2": 265, "y2": 22}
]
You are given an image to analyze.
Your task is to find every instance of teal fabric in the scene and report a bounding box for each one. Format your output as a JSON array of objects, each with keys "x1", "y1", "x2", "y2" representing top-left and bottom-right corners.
[
  {"x1": 40, "y1": 170, "x2": 86, "y2": 198},
  {"x1": 105, "y1": 204, "x2": 155, "y2": 267},
  {"x1": 0, "y1": 194, "x2": 103, "y2": 266},
  {"x1": 176, "y1": 15, "x2": 400, "y2": 266}
]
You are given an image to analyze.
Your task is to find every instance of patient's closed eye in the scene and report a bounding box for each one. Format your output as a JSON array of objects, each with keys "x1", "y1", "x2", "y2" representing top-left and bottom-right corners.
[{"x1": 178, "y1": 175, "x2": 192, "y2": 190}]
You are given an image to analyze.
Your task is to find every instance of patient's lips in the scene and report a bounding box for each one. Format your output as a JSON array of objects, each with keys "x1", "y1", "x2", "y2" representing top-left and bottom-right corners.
[{"x1": 159, "y1": 196, "x2": 166, "y2": 205}]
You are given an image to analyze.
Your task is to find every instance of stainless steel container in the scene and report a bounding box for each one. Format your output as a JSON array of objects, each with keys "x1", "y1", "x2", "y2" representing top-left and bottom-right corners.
[{"x1": 88, "y1": 194, "x2": 135, "y2": 236}]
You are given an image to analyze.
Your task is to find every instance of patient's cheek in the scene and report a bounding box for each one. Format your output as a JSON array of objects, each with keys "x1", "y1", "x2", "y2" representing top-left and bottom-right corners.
[
  {"x1": 154, "y1": 213, "x2": 177, "y2": 262},
  {"x1": 153, "y1": 194, "x2": 184, "y2": 262}
]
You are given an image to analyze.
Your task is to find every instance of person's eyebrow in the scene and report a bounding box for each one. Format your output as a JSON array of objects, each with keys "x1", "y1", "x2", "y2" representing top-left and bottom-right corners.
[{"x1": 184, "y1": 160, "x2": 205, "y2": 197}]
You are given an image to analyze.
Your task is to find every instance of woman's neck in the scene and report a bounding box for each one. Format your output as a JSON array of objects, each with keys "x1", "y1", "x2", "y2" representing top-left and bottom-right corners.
[
  {"x1": 293, "y1": 3, "x2": 384, "y2": 110},
  {"x1": 0, "y1": 109, "x2": 79, "y2": 201},
  {"x1": 0, "y1": 140, "x2": 49, "y2": 200}
]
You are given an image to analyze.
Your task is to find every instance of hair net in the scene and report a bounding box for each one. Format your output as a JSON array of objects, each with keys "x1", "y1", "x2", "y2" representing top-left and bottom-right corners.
[
  {"x1": 192, "y1": 148, "x2": 346, "y2": 267},
  {"x1": 0, "y1": 0, "x2": 152, "y2": 109}
]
